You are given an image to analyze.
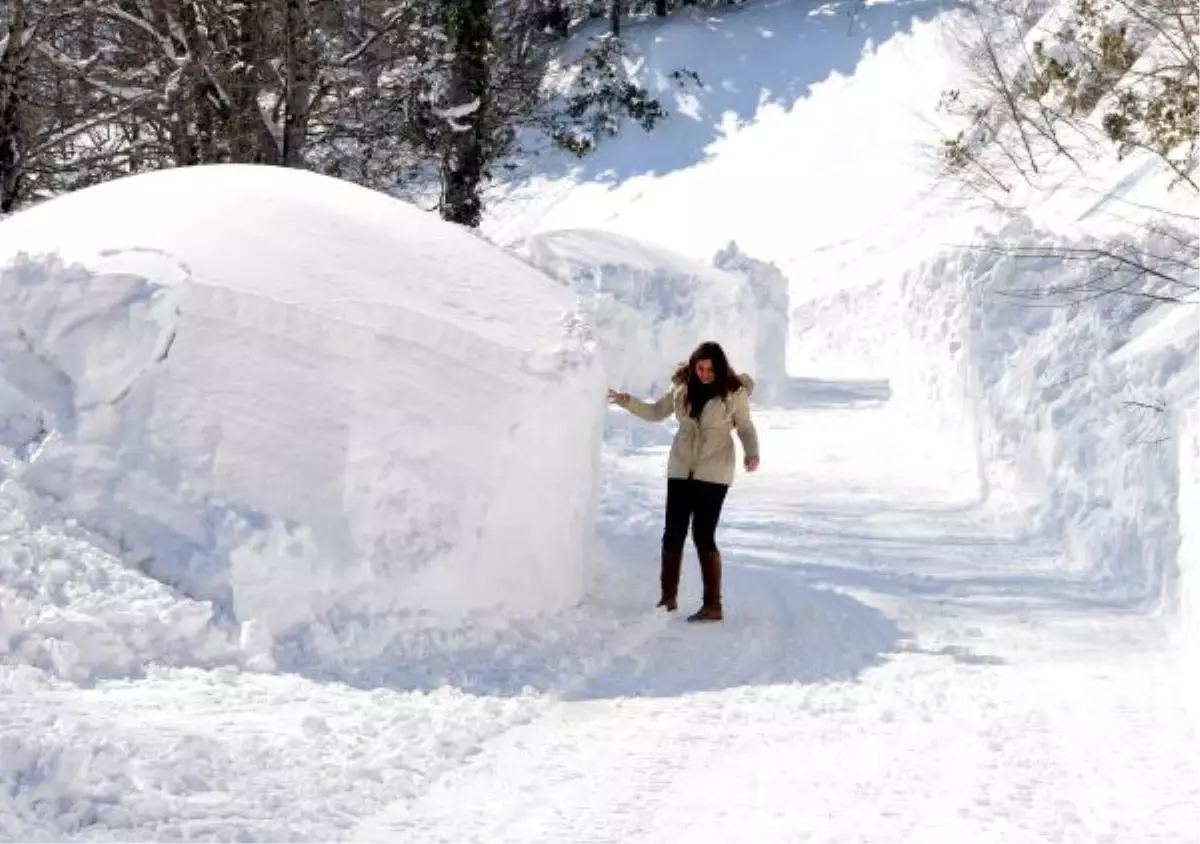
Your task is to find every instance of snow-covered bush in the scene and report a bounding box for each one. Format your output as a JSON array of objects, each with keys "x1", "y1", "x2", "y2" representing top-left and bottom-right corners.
[{"x1": 0, "y1": 164, "x2": 605, "y2": 666}]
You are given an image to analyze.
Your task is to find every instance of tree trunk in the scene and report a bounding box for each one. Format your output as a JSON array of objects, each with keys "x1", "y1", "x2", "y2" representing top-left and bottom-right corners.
[
  {"x1": 0, "y1": 0, "x2": 31, "y2": 211},
  {"x1": 440, "y1": 0, "x2": 492, "y2": 227},
  {"x1": 610, "y1": 0, "x2": 621, "y2": 36},
  {"x1": 229, "y1": 0, "x2": 281, "y2": 164},
  {"x1": 282, "y1": 0, "x2": 318, "y2": 167}
]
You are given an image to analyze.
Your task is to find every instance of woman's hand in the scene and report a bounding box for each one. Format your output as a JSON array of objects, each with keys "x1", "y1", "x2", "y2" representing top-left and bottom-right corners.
[
  {"x1": 607, "y1": 389, "x2": 630, "y2": 407},
  {"x1": 744, "y1": 456, "x2": 760, "y2": 473}
]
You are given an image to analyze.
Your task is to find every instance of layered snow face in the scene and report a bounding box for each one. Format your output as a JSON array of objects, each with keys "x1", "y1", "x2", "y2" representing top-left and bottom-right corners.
[
  {"x1": 1118, "y1": 273, "x2": 1200, "y2": 643},
  {"x1": 959, "y1": 222, "x2": 1196, "y2": 604},
  {"x1": 1178, "y1": 406, "x2": 1199, "y2": 653},
  {"x1": 902, "y1": 219, "x2": 1190, "y2": 600},
  {"x1": 712, "y1": 241, "x2": 790, "y2": 403},
  {"x1": 518, "y1": 228, "x2": 785, "y2": 398},
  {"x1": 791, "y1": 215, "x2": 1198, "y2": 606},
  {"x1": 0, "y1": 164, "x2": 605, "y2": 666}
]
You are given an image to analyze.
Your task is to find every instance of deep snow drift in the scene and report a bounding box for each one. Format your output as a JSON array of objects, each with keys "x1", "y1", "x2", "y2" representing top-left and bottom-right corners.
[
  {"x1": 0, "y1": 164, "x2": 605, "y2": 669},
  {"x1": 518, "y1": 228, "x2": 787, "y2": 397},
  {"x1": 487, "y1": 0, "x2": 1199, "y2": 625}
]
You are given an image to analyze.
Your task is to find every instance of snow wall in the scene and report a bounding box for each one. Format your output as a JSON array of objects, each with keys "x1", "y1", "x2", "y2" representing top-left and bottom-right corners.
[
  {"x1": 790, "y1": 215, "x2": 1198, "y2": 609},
  {"x1": 518, "y1": 228, "x2": 788, "y2": 400},
  {"x1": 1178, "y1": 405, "x2": 1199, "y2": 654},
  {"x1": 0, "y1": 164, "x2": 606, "y2": 664}
]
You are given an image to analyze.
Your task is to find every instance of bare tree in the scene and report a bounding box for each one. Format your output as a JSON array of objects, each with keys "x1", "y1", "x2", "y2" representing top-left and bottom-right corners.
[
  {"x1": 936, "y1": 3, "x2": 1090, "y2": 198},
  {"x1": 936, "y1": 0, "x2": 1199, "y2": 203},
  {"x1": 0, "y1": 0, "x2": 668, "y2": 222},
  {"x1": 0, "y1": 0, "x2": 41, "y2": 210},
  {"x1": 966, "y1": 217, "x2": 1199, "y2": 306},
  {"x1": 0, "y1": 0, "x2": 95, "y2": 210}
]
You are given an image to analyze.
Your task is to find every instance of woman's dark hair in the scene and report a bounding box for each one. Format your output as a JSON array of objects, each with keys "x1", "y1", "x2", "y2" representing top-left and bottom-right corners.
[{"x1": 672, "y1": 341, "x2": 745, "y2": 396}]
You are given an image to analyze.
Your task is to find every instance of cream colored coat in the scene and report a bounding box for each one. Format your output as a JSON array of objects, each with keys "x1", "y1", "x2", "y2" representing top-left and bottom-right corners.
[{"x1": 624, "y1": 375, "x2": 760, "y2": 486}]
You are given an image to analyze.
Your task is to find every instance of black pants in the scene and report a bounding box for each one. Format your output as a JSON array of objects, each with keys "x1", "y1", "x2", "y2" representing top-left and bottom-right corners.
[{"x1": 662, "y1": 477, "x2": 729, "y2": 555}]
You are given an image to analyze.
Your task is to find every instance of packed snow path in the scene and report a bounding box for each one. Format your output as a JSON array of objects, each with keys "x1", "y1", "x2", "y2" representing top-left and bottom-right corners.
[
  {"x1": 4, "y1": 378, "x2": 1197, "y2": 841},
  {"x1": 354, "y1": 382, "x2": 1200, "y2": 843}
]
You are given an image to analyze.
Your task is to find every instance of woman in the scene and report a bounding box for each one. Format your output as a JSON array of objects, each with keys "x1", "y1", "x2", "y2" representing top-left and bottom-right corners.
[{"x1": 607, "y1": 341, "x2": 760, "y2": 623}]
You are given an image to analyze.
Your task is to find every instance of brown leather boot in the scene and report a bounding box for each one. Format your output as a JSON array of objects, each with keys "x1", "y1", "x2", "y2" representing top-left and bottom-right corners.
[
  {"x1": 687, "y1": 550, "x2": 723, "y2": 622},
  {"x1": 657, "y1": 549, "x2": 682, "y2": 611}
]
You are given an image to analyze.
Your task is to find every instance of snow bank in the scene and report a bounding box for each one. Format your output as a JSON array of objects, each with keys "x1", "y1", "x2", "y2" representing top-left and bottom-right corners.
[
  {"x1": 789, "y1": 212, "x2": 1198, "y2": 605},
  {"x1": 0, "y1": 479, "x2": 242, "y2": 686},
  {"x1": 0, "y1": 164, "x2": 604, "y2": 668},
  {"x1": 712, "y1": 241, "x2": 790, "y2": 403},
  {"x1": 796, "y1": 215, "x2": 1198, "y2": 604},
  {"x1": 518, "y1": 228, "x2": 780, "y2": 396},
  {"x1": 1178, "y1": 405, "x2": 1199, "y2": 652},
  {"x1": 960, "y1": 220, "x2": 1196, "y2": 603},
  {"x1": 1118, "y1": 276, "x2": 1200, "y2": 638}
]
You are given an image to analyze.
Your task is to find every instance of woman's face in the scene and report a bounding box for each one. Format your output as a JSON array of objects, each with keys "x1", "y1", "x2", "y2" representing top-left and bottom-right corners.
[{"x1": 694, "y1": 359, "x2": 715, "y2": 384}]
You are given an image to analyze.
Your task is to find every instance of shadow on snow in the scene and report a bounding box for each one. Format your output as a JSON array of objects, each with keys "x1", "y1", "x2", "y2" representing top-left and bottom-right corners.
[
  {"x1": 760, "y1": 375, "x2": 892, "y2": 409},
  {"x1": 272, "y1": 376, "x2": 1040, "y2": 700},
  {"x1": 506, "y1": 0, "x2": 956, "y2": 189}
]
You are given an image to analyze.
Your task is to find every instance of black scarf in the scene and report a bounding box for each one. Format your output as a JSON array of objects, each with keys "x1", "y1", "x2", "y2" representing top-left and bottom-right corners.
[{"x1": 687, "y1": 378, "x2": 717, "y2": 420}]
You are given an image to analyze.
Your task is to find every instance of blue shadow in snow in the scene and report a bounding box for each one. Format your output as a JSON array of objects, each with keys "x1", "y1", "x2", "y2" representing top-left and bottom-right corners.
[
  {"x1": 719, "y1": 494, "x2": 1160, "y2": 618},
  {"x1": 563, "y1": 558, "x2": 910, "y2": 701},
  {"x1": 524, "y1": 0, "x2": 957, "y2": 187},
  {"x1": 270, "y1": 531, "x2": 915, "y2": 701},
  {"x1": 759, "y1": 375, "x2": 892, "y2": 409}
]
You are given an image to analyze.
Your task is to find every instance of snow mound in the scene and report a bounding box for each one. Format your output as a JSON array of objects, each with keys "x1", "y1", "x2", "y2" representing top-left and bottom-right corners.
[
  {"x1": 517, "y1": 228, "x2": 780, "y2": 395},
  {"x1": 712, "y1": 241, "x2": 790, "y2": 403},
  {"x1": 0, "y1": 164, "x2": 604, "y2": 668},
  {"x1": 0, "y1": 479, "x2": 242, "y2": 686},
  {"x1": 825, "y1": 220, "x2": 1190, "y2": 607},
  {"x1": 791, "y1": 214, "x2": 1198, "y2": 606},
  {"x1": 960, "y1": 221, "x2": 1197, "y2": 604}
]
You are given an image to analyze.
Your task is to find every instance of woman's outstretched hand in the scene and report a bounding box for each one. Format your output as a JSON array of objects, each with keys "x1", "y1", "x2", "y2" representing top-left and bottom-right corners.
[
  {"x1": 607, "y1": 389, "x2": 630, "y2": 407},
  {"x1": 744, "y1": 456, "x2": 760, "y2": 472}
]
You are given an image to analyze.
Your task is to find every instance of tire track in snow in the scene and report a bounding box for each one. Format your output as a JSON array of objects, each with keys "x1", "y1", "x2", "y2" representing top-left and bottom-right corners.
[
  {"x1": 345, "y1": 598, "x2": 682, "y2": 842},
  {"x1": 348, "y1": 537, "x2": 1200, "y2": 841},
  {"x1": 348, "y1": 408, "x2": 907, "y2": 840},
  {"x1": 348, "y1": 554, "x2": 900, "y2": 843},
  {"x1": 353, "y1": 406, "x2": 1200, "y2": 841}
]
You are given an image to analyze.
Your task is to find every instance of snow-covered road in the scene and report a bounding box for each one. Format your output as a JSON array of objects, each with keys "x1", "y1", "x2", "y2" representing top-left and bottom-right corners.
[
  {"x1": 352, "y1": 391, "x2": 1200, "y2": 843},
  {"x1": 4, "y1": 378, "x2": 1198, "y2": 842},
  {"x1": 355, "y1": 621, "x2": 1199, "y2": 843}
]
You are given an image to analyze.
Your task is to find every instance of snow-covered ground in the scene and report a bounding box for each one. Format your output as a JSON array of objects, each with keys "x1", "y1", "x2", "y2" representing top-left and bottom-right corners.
[
  {"x1": 5, "y1": 394, "x2": 1198, "y2": 840},
  {"x1": 3, "y1": 0, "x2": 1199, "y2": 839},
  {"x1": 353, "y1": 406, "x2": 1200, "y2": 843}
]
